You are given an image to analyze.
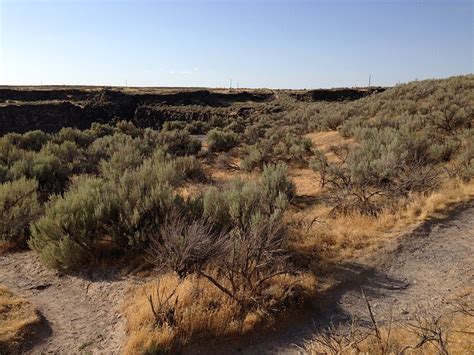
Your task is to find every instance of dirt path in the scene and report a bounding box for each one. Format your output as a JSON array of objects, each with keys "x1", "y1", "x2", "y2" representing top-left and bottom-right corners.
[
  {"x1": 0, "y1": 253, "x2": 139, "y2": 354},
  {"x1": 235, "y1": 201, "x2": 474, "y2": 353}
]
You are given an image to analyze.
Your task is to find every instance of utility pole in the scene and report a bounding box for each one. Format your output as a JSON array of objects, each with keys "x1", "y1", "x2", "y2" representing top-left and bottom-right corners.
[{"x1": 368, "y1": 74, "x2": 371, "y2": 87}]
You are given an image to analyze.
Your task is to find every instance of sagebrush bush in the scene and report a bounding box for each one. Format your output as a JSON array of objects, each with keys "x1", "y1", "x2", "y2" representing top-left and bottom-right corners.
[
  {"x1": 99, "y1": 143, "x2": 144, "y2": 180},
  {"x1": 86, "y1": 133, "x2": 138, "y2": 166},
  {"x1": 115, "y1": 120, "x2": 142, "y2": 137},
  {"x1": 241, "y1": 127, "x2": 312, "y2": 171},
  {"x1": 29, "y1": 177, "x2": 115, "y2": 269},
  {"x1": 41, "y1": 141, "x2": 87, "y2": 174},
  {"x1": 312, "y1": 128, "x2": 442, "y2": 215},
  {"x1": 9, "y1": 151, "x2": 71, "y2": 198},
  {"x1": 54, "y1": 127, "x2": 95, "y2": 148},
  {"x1": 89, "y1": 122, "x2": 116, "y2": 138},
  {"x1": 161, "y1": 120, "x2": 188, "y2": 132},
  {"x1": 203, "y1": 164, "x2": 294, "y2": 232},
  {"x1": 104, "y1": 150, "x2": 202, "y2": 252},
  {"x1": 3, "y1": 130, "x2": 50, "y2": 151},
  {"x1": 157, "y1": 129, "x2": 202, "y2": 156},
  {"x1": 241, "y1": 146, "x2": 264, "y2": 172},
  {"x1": 185, "y1": 120, "x2": 210, "y2": 135},
  {"x1": 207, "y1": 128, "x2": 239, "y2": 152},
  {"x1": 0, "y1": 178, "x2": 40, "y2": 248}
]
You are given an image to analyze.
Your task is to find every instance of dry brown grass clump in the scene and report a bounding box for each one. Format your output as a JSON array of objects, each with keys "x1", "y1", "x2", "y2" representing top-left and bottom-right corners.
[
  {"x1": 305, "y1": 289, "x2": 474, "y2": 354},
  {"x1": 288, "y1": 178, "x2": 474, "y2": 265},
  {"x1": 123, "y1": 272, "x2": 316, "y2": 354},
  {"x1": 305, "y1": 130, "x2": 356, "y2": 161},
  {"x1": 0, "y1": 286, "x2": 41, "y2": 353}
]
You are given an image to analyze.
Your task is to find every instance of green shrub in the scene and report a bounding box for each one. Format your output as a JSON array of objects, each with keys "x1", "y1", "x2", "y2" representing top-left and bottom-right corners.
[
  {"x1": 99, "y1": 143, "x2": 144, "y2": 180},
  {"x1": 0, "y1": 178, "x2": 40, "y2": 248},
  {"x1": 225, "y1": 120, "x2": 245, "y2": 133},
  {"x1": 315, "y1": 129, "x2": 441, "y2": 215},
  {"x1": 260, "y1": 163, "x2": 296, "y2": 204},
  {"x1": 28, "y1": 149, "x2": 201, "y2": 269},
  {"x1": 115, "y1": 120, "x2": 141, "y2": 137},
  {"x1": 207, "y1": 128, "x2": 239, "y2": 152},
  {"x1": 54, "y1": 127, "x2": 95, "y2": 148},
  {"x1": 323, "y1": 112, "x2": 345, "y2": 130},
  {"x1": 41, "y1": 141, "x2": 86, "y2": 174},
  {"x1": 241, "y1": 146, "x2": 265, "y2": 172},
  {"x1": 162, "y1": 120, "x2": 187, "y2": 132},
  {"x1": 29, "y1": 177, "x2": 115, "y2": 270},
  {"x1": 9, "y1": 151, "x2": 71, "y2": 197},
  {"x1": 4, "y1": 130, "x2": 50, "y2": 151},
  {"x1": 0, "y1": 165, "x2": 10, "y2": 183},
  {"x1": 172, "y1": 156, "x2": 207, "y2": 182},
  {"x1": 106, "y1": 154, "x2": 186, "y2": 250},
  {"x1": 88, "y1": 122, "x2": 116, "y2": 138},
  {"x1": 87, "y1": 133, "x2": 136, "y2": 164},
  {"x1": 203, "y1": 164, "x2": 294, "y2": 233},
  {"x1": 0, "y1": 139, "x2": 24, "y2": 167},
  {"x1": 244, "y1": 124, "x2": 264, "y2": 145},
  {"x1": 157, "y1": 129, "x2": 202, "y2": 156}
]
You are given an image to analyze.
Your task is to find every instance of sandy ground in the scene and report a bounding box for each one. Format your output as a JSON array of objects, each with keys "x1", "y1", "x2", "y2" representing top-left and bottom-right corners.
[
  {"x1": 0, "y1": 202, "x2": 472, "y2": 354},
  {"x1": 0, "y1": 254, "x2": 140, "y2": 354}
]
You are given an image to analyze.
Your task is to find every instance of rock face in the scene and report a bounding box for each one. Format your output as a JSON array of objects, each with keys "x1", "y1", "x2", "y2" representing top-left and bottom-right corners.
[
  {"x1": 0, "y1": 88, "x2": 275, "y2": 135},
  {"x1": 0, "y1": 88, "x2": 93, "y2": 102},
  {"x1": 291, "y1": 87, "x2": 386, "y2": 102},
  {"x1": 0, "y1": 102, "x2": 88, "y2": 134}
]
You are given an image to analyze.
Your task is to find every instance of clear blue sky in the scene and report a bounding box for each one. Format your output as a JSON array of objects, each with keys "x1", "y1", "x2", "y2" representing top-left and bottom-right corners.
[{"x1": 0, "y1": 0, "x2": 472, "y2": 88}]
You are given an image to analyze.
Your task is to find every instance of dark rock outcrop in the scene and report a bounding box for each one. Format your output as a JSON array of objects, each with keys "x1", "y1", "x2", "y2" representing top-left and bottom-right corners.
[{"x1": 291, "y1": 87, "x2": 386, "y2": 102}]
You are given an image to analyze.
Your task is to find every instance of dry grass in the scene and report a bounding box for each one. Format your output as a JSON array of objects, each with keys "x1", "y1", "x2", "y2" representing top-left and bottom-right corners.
[
  {"x1": 289, "y1": 168, "x2": 323, "y2": 196},
  {"x1": 288, "y1": 178, "x2": 474, "y2": 265},
  {"x1": 305, "y1": 131, "x2": 353, "y2": 151},
  {"x1": 0, "y1": 286, "x2": 41, "y2": 353},
  {"x1": 123, "y1": 272, "x2": 316, "y2": 354},
  {"x1": 305, "y1": 288, "x2": 474, "y2": 354},
  {"x1": 305, "y1": 130, "x2": 356, "y2": 162}
]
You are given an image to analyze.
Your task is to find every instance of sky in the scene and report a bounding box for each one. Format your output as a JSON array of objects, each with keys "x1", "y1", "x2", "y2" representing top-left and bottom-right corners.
[{"x1": 0, "y1": 0, "x2": 472, "y2": 88}]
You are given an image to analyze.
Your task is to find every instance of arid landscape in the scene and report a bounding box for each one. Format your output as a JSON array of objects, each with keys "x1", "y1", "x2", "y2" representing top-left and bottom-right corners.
[{"x1": 0, "y1": 75, "x2": 473, "y2": 354}]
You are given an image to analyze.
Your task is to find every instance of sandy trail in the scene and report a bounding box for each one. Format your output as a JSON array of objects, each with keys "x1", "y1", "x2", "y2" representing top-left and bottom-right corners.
[{"x1": 0, "y1": 253, "x2": 138, "y2": 354}]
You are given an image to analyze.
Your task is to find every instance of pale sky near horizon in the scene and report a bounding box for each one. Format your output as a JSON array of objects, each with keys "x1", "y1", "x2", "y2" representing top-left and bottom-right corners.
[{"x1": 0, "y1": 0, "x2": 472, "y2": 89}]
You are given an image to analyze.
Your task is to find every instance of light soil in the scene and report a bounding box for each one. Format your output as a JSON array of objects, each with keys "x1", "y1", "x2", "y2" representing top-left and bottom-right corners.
[{"x1": 0, "y1": 253, "x2": 142, "y2": 354}]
